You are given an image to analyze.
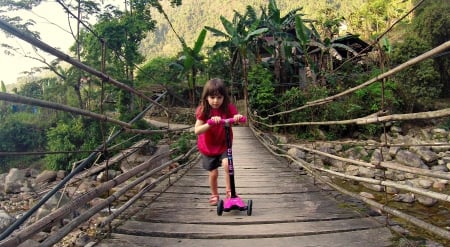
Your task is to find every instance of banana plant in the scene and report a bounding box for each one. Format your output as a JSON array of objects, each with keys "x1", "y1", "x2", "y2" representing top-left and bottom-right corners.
[
  {"x1": 258, "y1": 0, "x2": 304, "y2": 84},
  {"x1": 205, "y1": 6, "x2": 268, "y2": 112},
  {"x1": 178, "y1": 29, "x2": 207, "y2": 106}
]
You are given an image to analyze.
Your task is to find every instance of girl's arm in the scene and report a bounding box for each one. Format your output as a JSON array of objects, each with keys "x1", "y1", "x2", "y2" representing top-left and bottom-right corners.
[
  {"x1": 194, "y1": 119, "x2": 210, "y2": 135},
  {"x1": 195, "y1": 116, "x2": 225, "y2": 135}
]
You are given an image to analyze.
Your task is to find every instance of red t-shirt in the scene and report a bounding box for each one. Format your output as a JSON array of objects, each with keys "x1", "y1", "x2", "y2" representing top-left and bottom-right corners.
[{"x1": 196, "y1": 104, "x2": 238, "y2": 156}]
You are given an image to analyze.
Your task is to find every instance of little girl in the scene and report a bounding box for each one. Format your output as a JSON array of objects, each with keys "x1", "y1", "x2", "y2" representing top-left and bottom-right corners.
[{"x1": 194, "y1": 78, "x2": 243, "y2": 206}]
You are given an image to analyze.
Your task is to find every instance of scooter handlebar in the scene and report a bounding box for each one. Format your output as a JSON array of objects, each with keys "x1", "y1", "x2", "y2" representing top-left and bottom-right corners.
[{"x1": 207, "y1": 116, "x2": 247, "y2": 126}]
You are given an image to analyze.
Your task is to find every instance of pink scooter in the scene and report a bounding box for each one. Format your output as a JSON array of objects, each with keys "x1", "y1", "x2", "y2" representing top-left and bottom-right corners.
[{"x1": 207, "y1": 117, "x2": 252, "y2": 216}]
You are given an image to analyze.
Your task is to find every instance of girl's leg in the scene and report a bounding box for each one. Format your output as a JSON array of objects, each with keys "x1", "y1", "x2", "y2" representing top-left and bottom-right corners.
[
  {"x1": 222, "y1": 158, "x2": 231, "y2": 197},
  {"x1": 209, "y1": 168, "x2": 219, "y2": 196},
  {"x1": 208, "y1": 168, "x2": 219, "y2": 205}
]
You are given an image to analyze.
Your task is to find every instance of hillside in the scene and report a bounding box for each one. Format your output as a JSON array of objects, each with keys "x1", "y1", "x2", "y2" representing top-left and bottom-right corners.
[{"x1": 139, "y1": 0, "x2": 366, "y2": 61}]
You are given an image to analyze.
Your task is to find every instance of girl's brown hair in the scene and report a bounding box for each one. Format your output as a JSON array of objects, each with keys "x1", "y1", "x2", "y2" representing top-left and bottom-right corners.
[{"x1": 198, "y1": 78, "x2": 231, "y2": 119}]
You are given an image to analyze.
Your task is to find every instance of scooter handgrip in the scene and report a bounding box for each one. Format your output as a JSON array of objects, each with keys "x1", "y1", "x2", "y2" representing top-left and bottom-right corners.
[{"x1": 207, "y1": 116, "x2": 247, "y2": 125}]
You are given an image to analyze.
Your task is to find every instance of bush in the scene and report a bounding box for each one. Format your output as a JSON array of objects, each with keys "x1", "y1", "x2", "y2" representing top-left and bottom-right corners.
[
  {"x1": 390, "y1": 36, "x2": 441, "y2": 112},
  {"x1": 248, "y1": 64, "x2": 276, "y2": 116},
  {"x1": 0, "y1": 112, "x2": 47, "y2": 172}
]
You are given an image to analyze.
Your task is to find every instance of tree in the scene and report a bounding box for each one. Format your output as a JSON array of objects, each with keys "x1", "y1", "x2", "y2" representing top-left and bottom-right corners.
[
  {"x1": 75, "y1": 1, "x2": 158, "y2": 118},
  {"x1": 390, "y1": 36, "x2": 441, "y2": 112},
  {"x1": 258, "y1": 0, "x2": 304, "y2": 85},
  {"x1": 177, "y1": 29, "x2": 207, "y2": 105},
  {"x1": 205, "y1": 6, "x2": 268, "y2": 114},
  {"x1": 413, "y1": 0, "x2": 450, "y2": 95}
]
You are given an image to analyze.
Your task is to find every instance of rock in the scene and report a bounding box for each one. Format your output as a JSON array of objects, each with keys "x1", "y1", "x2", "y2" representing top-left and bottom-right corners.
[
  {"x1": 432, "y1": 180, "x2": 447, "y2": 191},
  {"x1": 75, "y1": 232, "x2": 91, "y2": 247},
  {"x1": 388, "y1": 146, "x2": 400, "y2": 157},
  {"x1": 0, "y1": 173, "x2": 6, "y2": 195},
  {"x1": 0, "y1": 209, "x2": 15, "y2": 233},
  {"x1": 287, "y1": 147, "x2": 306, "y2": 160},
  {"x1": 345, "y1": 165, "x2": 359, "y2": 176},
  {"x1": 34, "y1": 170, "x2": 57, "y2": 185},
  {"x1": 410, "y1": 146, "x2": 439, "y2": 164},
  {"x1": 395, "y1": 150, "x2": 426, "y2": 168},
  {"x1": 361, "y1": 182, "x2": 384, "y2": 192},
  {"x1": 358, "y1": 167, "x2": 375, "y2": 178},
  {"x1": 385, "y1": 186, "x2": 399, "y2": 194},
  {"x1": 431, "y1": 128, "x2": 448, "y2": 139},
  {"x1": 392, "y1": 193, "x2": 415, "y2": 203},
  {"x1": 4, "y1": 168, "x2": 27, "y2": 193},
  {"x1": 370, "y1": 149, "x2": 382, "y2": 165},
  {"x1": 390, "y1": 126, "x2": 402, "y2": 134},
  {"x1": 96, "y1": 170, "x2": 118, "y2": 182},
  {"x1": 431, "y1": 164, "x2": 448, "y2": 172},
  {"x1": 416, "y1": 195, "x2": 438, "y2": 207},
  {"x1": 418, "y1": 179, "x2": 433, "y2": 189},
  {"x1": 274, "y1": 134, "x2": 289, "y2": 144},
  {"x1": 56, "y1": 170, "x2": 66, "y2": 180},
  {"x1": 431, "y1": 145, "x2": 450, "y2": 152},
  {"x1": 359, "y1": 191, "x2": 375, "y2": 199}
]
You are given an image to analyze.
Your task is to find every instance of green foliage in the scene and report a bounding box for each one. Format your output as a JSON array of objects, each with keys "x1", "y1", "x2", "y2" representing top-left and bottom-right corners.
[
  {"x1": 1, "y1": 81, "x2": 6, "y2": 92},
  {"x1": 390, "y1": 36, "x2": 441, "y2": 112},
  {"x1": 18, "y1": 81, "x2": 43, "y2": 99},
  {"x1": 0, "y1": 113, "x2": 46, "y2": 152},
  {"x1": 248, "y1": 64, "x2": 276, "y2": 116},
  {"x1": 441, "y1": 117, "x2": 450, "y2": 131},
  {"x1": 276, "y1": 87, "x2": 306, "y2": 123},
  {"x1": 352, "y1": 74, "x2": 399, "y2": 114},
  {"x1": 0, "y1": 112, "x2": 47, "y2": 172},
  {"x1": 135, "y1": 56, "x2": 180, "y2": 86},
  {"x1": 171, "y1": 132, "x2": 195, "y2": 157},
  {"x1": 413, "y1": 0, "x2": 450, "y2": 94},
  {"x1": 44, "y1": 117, "x2": 105, "y2": 171},
  {"x1": 205, "y1": 50, "x2": 232, "y2": 79}
]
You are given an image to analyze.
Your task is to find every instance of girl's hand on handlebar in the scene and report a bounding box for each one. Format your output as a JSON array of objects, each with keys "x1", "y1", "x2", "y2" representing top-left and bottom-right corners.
[
  {"x1": 233, "y1": 114, "x2": 243, "y2": 124},
  {"x1": 206, "y1": 116, "x2": 246, "y2": 125},
  {"x1": 210, "y1": 116, "x2": 222, "y2": 125}
]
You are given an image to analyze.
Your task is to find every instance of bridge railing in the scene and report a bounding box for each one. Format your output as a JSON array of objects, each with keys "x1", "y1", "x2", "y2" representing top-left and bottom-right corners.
[
  {"x1": 0, "y1": 134, "x2": 197, "y2": 247},
  {"x1": 248, "y1": 41, "x2": 450, "y2": 243}
]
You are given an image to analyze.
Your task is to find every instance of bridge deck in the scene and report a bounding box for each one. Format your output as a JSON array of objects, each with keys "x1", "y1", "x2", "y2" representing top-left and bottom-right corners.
[{"x1": 97, "y1": 127, "x2": 393, "y2": 246}]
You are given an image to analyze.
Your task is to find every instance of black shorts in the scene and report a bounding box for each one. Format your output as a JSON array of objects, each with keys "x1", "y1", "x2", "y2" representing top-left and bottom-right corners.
[{"x1": 201, "y1": 151, "x2": 228, "y2": 171}]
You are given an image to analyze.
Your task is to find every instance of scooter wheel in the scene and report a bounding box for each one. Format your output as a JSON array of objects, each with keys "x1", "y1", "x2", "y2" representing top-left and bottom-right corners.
[
  {"x1": 217, "y1": 199, "x2": 224, "y2": 216},
  {"x1": 246, "y1": 199, "x2": 253, "y2": 216}
]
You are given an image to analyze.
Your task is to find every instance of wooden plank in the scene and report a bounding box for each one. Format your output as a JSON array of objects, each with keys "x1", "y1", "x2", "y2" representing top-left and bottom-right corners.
[
  {"x1": 97, "y1": 227, "x2": 393, "y2": 247},
  {"x1": 131, "y1": 207, "x2": 361, "y2": 224},
  {"x1": 115, "y1": 216, "x2": 388, "y2": 238},
  {"x1": 132, "y1": 197, "x2": 348, "y2": 210}
]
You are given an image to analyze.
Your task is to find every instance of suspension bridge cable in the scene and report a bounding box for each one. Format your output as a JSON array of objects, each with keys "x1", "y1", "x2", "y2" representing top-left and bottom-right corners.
[{"x1": 0, "y1": 92, "x2": 132, "y2": 128}]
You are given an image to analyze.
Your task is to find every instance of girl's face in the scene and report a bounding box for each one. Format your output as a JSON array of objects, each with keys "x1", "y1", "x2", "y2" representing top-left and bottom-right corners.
[{"x1": 207, "y1": 94, "x2": 224, "y2": 109}]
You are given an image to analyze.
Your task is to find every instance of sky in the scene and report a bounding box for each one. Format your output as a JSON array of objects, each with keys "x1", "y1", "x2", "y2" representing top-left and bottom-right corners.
[{"x1": 0, "y1": 1, "x2": 79, "y2": 84}]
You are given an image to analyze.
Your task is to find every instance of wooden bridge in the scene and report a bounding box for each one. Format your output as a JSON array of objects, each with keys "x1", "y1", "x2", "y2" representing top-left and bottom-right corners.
[{"x1": 96, "y1": 126, "x2": 394, "y2": 247}]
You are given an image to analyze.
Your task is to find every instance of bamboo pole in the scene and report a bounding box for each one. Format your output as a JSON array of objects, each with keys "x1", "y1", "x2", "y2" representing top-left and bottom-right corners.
[
  {"x1": 259, "y1": 41, "x2": 450, "y2": 120},
  {"x1": 0, "y1": 92, "x2": 132, "y2": 128},
  {"x1": 250, "y1": 124, "x2": 450, "y2": 241},
  {"x1": 0, "y1": 149, "x2": 175, "y2": 247},
  {"x1": 282, "y1": 143, "x2": 450, "y2": 180},
  {"x1": 40, "y1": 147, "x2": 198, "y2": 247},
  {"x1": 0, "y1": 19, "x2": 167, "y2": 112},
  {"x1": 254, "y1": 107, "x2": 450, "y2": 128}
]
